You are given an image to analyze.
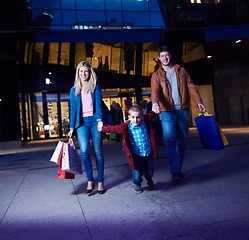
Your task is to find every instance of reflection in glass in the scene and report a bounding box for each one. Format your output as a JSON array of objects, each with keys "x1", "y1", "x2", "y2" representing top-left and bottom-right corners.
[
  {"x1": 123, "y1": 11, "x2": 150, "y2": 27},
  {"x1": 106, "y1": 11, "x2": 123, "y2": 26},
  {"x1": 77, "y1": 10, "x2": 106, "y2": 26}
]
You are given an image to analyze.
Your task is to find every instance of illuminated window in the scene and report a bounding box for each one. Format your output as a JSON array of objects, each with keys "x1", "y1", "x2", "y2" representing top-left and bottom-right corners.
[{"x1": 49, "y1": 43, "x2": 59, "y2": 64}]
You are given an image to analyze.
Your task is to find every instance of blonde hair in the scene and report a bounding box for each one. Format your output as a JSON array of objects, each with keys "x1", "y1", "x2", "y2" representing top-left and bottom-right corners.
[
  {"x1": 128, "y1": 105, "x2": 144, "y2": 116},
  {"x1": 74, "y1": 61, "x2": 97, "y2": 95}
]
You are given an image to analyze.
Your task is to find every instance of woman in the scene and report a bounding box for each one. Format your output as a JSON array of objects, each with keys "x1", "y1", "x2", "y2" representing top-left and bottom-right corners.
[{"x1": 68, "y1": 61, "x2": 105, "y2": 194}]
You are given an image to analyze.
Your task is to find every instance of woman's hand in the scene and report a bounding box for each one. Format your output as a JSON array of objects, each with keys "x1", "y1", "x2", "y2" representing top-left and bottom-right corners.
[
  {"x1": 97, "y1": 121, "x2": 103, "y2": 132},
  {"x1": 68, "y1": 129, "x2": 74, "y2": 138}
]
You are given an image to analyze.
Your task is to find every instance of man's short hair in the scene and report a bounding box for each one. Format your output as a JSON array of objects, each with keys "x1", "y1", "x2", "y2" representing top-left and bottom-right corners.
[
  {"x1": 158, "y1": 45, "x2": 172, "y2": 56},
  {"x1": 128, "y1": 105, "x2": 143, "y2": 116}
]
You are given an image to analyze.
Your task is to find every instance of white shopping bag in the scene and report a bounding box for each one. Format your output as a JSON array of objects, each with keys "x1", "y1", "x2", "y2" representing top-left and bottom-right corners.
[{"x1": 50, "y1": 141, "x2": 64, "y2": 164}]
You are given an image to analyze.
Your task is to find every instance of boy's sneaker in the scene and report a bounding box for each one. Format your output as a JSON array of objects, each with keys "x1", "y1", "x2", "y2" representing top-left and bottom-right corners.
[
  {"x1": 134, "y1": 187, "x2": 143, "y2": 194},
  {"x1": 171, "y1": 172, "x2": 182, "y2": 183},
  {"x1": 147, "y1": 180, "x2": 154, "y2": 188}
]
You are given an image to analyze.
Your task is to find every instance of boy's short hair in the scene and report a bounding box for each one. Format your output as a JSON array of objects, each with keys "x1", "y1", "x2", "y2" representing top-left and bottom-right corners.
[{"x1": 128, "y1": 105, "x2": 143, "y2": 116}]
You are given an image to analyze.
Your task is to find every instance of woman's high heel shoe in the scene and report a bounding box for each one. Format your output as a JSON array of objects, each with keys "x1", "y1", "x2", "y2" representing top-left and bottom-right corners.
[
  {"x1": 86, "y1": 181, "x2": 95, "y2": 193},
  {"x1": 97, "y1": 182, "x2": 105, "y2": 194}
]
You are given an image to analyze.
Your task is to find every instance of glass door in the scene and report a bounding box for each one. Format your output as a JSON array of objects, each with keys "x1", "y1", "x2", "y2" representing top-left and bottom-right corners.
[
  {"x1": 46, "y1": 93, "x2": 60, "y2": 138},
  {"x1": 60, "y1": 93, "x2": 70, "y2": 137},
  {"x1": 32, "y1": 92, "x2": 45, "y2": 139}
]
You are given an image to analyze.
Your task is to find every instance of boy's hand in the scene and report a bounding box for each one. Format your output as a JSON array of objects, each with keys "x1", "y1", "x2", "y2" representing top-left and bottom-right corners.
[{"x1": 97, "y1": 121, "x2": 103, "y2": 132}]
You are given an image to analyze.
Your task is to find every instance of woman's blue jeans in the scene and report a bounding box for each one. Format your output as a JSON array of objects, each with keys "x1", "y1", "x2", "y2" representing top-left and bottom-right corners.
[
  {"x1": 77, "y1": 116, "x2": 104, "y2": 182},
  {"x1": 160, "y1": 109, "x2": 189, "y2": 174}
]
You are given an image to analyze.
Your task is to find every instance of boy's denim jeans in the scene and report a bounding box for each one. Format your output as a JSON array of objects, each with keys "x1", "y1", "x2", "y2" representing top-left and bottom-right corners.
[
  {"x1": 160, "y1": 109, "x2": 189, "y2": 174},
  {"x1": 131, "y1": 154, "x2": 154, "y2": 188},
  {"x1": 77, "y1": 116, "x2": 104, "y2": 182}
]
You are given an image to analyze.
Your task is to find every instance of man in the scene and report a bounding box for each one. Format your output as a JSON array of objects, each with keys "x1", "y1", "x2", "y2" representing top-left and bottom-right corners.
[{"x1": 151, "y1": 45, "x2": 206, "y2": 183}]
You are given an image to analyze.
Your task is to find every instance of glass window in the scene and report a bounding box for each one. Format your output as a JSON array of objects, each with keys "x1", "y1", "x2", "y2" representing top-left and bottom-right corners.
[
  {"x1": 24, "y1": 42, "x2": 35, "y2": 64},
  {"x1": 50, "y1": 0, "x2": 61, "y2": 8},
  {"x1": 49, "y1": 43, "x2": 59, "y2": 64},
  {"x1": 77, "y1": 10, "x2": 106, "y2": 25},
  {"x1": 149, "y1": 0, "x2": 161, "y2": 11},
  {"x1": 122, "y1": 0, "x2": 149, "y2": 11},
  {"x1": 60, "y1": 43, "x2": 70, "y2": 65},
  {"x1": 62, "y1": 10, "x2": 77, "y2": 25},
  {"x1": 61, "y1": 0, "x2": 76, "y2": 9},
  {"x1": 150, "y1": 12, "x2": 165, "y2": 27},
  {"x1": 123, "y1": 11, "x2": 150, "y2": 27},
  {"x1": 52, "y1": 10, "x2": 62, "y2": 25},
  {"x1": 105, "y1": 0, "x2": 122, "y2": 10},
  {"x1": 110, "y1": 47, "x2": 121, "y2": 72},
  {"x1": 75, "y1": 43, "x2": 86, "y2": 67},
  {"x1": 76, "y1": 0, "x2": 105, "y2": 10},
  {"x1": 29, "y1": 0, "x2": 58, "y2": 8},
  {"x1": 33, "y1": 43, "x2": 44, "y2": 65}
]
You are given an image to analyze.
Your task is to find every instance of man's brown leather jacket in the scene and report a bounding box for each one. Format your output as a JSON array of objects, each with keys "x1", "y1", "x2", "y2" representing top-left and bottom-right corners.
[{"x1": 151, "y1": 64, "x2": 203, "y2": 112}]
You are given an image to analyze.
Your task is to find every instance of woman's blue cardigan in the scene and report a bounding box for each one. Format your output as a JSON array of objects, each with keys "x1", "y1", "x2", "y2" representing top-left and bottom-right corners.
[{"x1": 69, "y1": 83, "x2": 103, "y2": 129}]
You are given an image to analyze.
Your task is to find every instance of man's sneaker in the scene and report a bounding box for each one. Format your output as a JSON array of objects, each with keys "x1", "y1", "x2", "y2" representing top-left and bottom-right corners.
[
  {"x1": 147, "y1": 180, "x2": 154, "y2": 188},
  {"x1": 135, "y1": 187, "x2": 143, "y2": 194},
  {"x1": 171, "y1": 172, "x2": 181, "y2": 183}
]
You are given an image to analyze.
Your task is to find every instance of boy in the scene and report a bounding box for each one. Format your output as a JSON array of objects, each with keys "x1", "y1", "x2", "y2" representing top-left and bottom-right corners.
[{"x1": 99, "y1": 105, "x2": 158, "y2": 193}]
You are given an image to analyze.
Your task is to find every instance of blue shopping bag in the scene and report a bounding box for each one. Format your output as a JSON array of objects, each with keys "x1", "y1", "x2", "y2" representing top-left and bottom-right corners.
[{"x1": 194, "y1": 112, "x2": 228, "y2": 150}]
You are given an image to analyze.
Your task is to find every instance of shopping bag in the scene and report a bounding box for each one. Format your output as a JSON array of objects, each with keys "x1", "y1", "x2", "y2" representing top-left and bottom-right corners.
[
  {"x1": 194, "y1": 112, "x2": 228, "y2": 150},
  {"x1": 61, "y1": 138, "x2": 83, "y2": 175},
  {"x1": 56, "y1": 157, "x2": 75, "y2": 179},
  {"x1": 50, "y1": 141, "x2": 64, "y2": 164}
]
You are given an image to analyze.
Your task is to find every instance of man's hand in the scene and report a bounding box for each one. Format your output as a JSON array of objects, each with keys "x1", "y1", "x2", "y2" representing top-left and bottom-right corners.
[
  {"x1": 97, "y1": 121, "x2": 103, "y2": 132},
  {"x1": 152, "y1": 105, "x2": 161, "y2": 114},
  {"x1": 197, "y1": 103, "x2": 206, "y2": 112}
]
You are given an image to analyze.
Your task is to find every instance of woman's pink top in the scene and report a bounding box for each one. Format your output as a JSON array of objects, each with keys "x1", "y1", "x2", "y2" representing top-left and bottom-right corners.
[{"x1": 81, "y1": 91, "x2": 93, "y2": 117}]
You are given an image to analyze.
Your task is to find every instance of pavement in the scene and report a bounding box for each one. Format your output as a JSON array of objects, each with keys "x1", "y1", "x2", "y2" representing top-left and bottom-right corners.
[{"x1": 0, "y1": 126, "x2": 249, "y2": 240}]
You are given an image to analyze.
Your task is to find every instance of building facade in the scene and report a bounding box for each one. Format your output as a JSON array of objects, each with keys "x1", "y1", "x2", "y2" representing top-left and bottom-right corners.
[{"x1": 1, "y1": 0, "x2": 249, "y2": 143}]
